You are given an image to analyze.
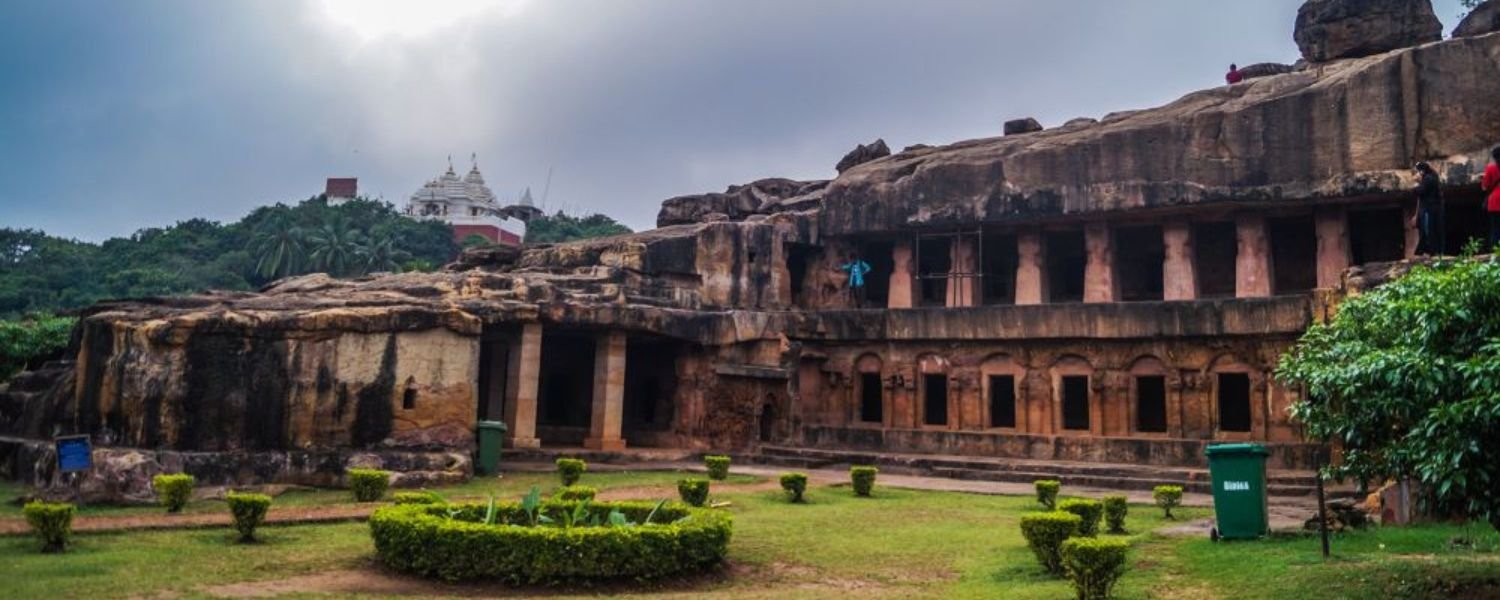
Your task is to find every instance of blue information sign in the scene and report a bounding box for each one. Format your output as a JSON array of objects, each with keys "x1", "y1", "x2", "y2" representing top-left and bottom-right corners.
[{"x1": 55, "y1": 435, "x2": 92, "y2": 473}]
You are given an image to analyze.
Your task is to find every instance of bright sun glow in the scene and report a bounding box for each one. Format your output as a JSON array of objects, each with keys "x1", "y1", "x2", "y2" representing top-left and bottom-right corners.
[{"x1": 319, "y1": 0, "x2": 525, "y2": 40}]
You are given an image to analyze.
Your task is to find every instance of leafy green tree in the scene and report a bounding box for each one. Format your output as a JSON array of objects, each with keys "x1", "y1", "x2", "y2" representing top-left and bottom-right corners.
[
  {"x1": 523, "y1": 211, "x2": 632, "y2": 244},
  {"x1": 306, "y1": 216, "x2": 367, "y2": 277},
  {"x1": 460, "y1": 234, "x2": 493, "y2": 248},
  {"x1": 249, "y1": 214, "x2": 306, "y2": 280},
  {"x1": 360, "y1": 237, "x2": 412, "y2": 273},
  {"x1": 1, "y1": 314, "x2": 75, "y2": 381},
  {"x1": 1277, "y1": 256, "x2": 1500, "y2": 531}
]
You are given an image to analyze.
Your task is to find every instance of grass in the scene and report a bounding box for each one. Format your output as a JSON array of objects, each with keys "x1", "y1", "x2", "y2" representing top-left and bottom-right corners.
[{"x1": 0, "y1": 473, "x2": 1495, "y2": 599}]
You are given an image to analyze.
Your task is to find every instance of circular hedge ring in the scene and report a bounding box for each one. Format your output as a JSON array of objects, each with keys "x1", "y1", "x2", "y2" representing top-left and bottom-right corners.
[{"x1": 369, "y1": 500, "x2": 733, "y2": 583}]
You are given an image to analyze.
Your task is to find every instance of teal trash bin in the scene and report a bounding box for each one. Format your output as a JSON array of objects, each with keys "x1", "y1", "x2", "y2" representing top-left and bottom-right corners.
[
  {"x1": 1205, "y1": 443, "x2": 1270, "y2": 541},
  {"x1": 476, "y1": 421, "x2": 507, "y2": 476}
]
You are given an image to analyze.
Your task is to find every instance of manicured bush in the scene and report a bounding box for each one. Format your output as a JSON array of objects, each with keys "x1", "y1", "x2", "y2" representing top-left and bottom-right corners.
[
  {"x1": 678, "y1": 478, "x2": 710, "y2": 507},
  {"x1": 347, "y1": 468, "x2": 391, "y2": 502},
  {"x1": 556, "y1": 458, "x2": 587, "y2": 486},
  {"x1": 22, "y1": 501, "x2": 75, "y2": 553},
  {"x1": 1058, "y1": 498, "x2": 1104, "y2": 537},
  {"x1": 1153, "y1": 485, "x2": 1183, "y2": 520},
  {"x1": 393, "y1": 491, "x2": 444, "y2": 505},
  {"x1": 152, "y1": 473, "x2": 195, "y2": 513},
  {"x1": 369, "y1": 500, "x2": 733, "y2": 583},
  {"x1": 1102, "y1": 495, "x2": 1128, "y2": 534},
  {"x1": 780, "y1": 472, "x2": 808, "y2": 503},
  {"x1": 850, "y1": 466, "x2": 878, "y2": 497},
  {"x1": 1061, "y1": 537, "x2": 1130, "y2": 600},
  {"x1": 704, "y1": 455, "x2": 731, "y2": 480},
  {"x1": 556, "y1": 486, "x2": 598, "y2": 502},
  {"x1": 226, "y1": 492, "x2": 272, "y2": 543},
  {"x1": 1020, "y1": 511, "x2": 1082, "y2": 576},
  {"x1": 1035, "y1": 479, "x2": 1061, "y2": 509}
]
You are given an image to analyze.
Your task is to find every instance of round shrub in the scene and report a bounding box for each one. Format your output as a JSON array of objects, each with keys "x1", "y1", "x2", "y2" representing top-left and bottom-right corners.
[
  {"x1": 226, "y1": 492, "x2": 272, "y2": 543},
  {"x1": 779, "y1": 472, "x2": 808, "y2": 503},
  {"x1": 1058, "y1": 498, "x2": 1104, "y2": 537},
  {"x1": 1102, "y1": 495, "x2": 1128, "y2": 534},
  {"x1": 556, "y1": 458, "x2": 587, "y2": 486},
  {"x1": 1061, "y1": 537, "x2": 1130, "y2": 600},
  {"x1": 22, "y1": 501, "x2": 75, "y2": 553},
  {"x1": 678, "y1": 478, "x2": 710, "y2": 507},
  {"x1": 1153, "y1": 485, "x2": 1183, "y2": 520},
  {"x1": 556, "y1": 486, "x2": 597, "y2": 502},
  {"x1": 393, "y1": 491, "x2": 444, "y2": 505},
  {"x1": 704, "y1": 455, "x2": 731, "y2": 481},
  {"x1": 1020, "y1": 511, "x2": 1081, "y2": 576},
  {"x1": 1035, "y1": 479, "x2": 1060, "y2": 509},
  {"x1": 153, "y1": 473, "x2": 195, "y2": 513},
  {"x1": 850, "y1": 466, "x2": 878, "y2": 497},
  {"x1": 347, "y1": 468, "x2": 391, "y2": 502},
  {"x1": 369, "y1": 500, "x2": 733, "y2": 583}
]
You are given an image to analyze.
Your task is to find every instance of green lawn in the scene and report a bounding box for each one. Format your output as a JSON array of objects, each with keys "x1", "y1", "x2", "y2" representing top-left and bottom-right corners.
[{"x1": 0, "y1": 473, "x2": 1495, "y2": 599}]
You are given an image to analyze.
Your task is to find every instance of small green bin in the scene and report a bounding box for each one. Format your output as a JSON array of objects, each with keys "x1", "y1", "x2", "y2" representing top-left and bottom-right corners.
[
  {"x1": 475, "y1": 420, "x2": 507, "y2": 476},
  {"x1": 1205, "y1": 442, "x2": 1270, "y2": 540}
]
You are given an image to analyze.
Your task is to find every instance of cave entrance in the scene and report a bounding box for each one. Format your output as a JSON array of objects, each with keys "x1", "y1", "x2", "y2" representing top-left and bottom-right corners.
[
  {"x1": 786, "y1": 243, "x2": 818, "y2": 307},
  {"x1": 1269, "y1": 214, "x2": 1317, "y2": 294},
  {"x1": 1045, "y1": 230, "x2": 1086, "y2": 303},
  {"x1": 537, "y1": 331, "x2": 596, "y2": 445},
  {"x1": 915, "y1": 236, "x2": 950, "y2": 306},
  {"x1": 1194, "y1": 221, "x2": 1237, "y2": 298},
  {"x1": 477, "y1": 327, "x2": 513, "y2": 423},
  {"x1": 1348, "y1": 207, "x2": 1407, "y2": 265},
  {"x1": 922, "y1": 374, "x2": 949, "y2": 426},
  {"x1": 622, "y1": 336, "x2": 681, "y2": 445},
  {"x1": 858, "y1": 241, "x2": 893, "y2": 307},
  {"x1": 859, "y1": 372, "x2": 884, "y2": 424},
  {"x1": 1115, "y1": 225, "x2": 1164, "y2": 301},
  {"x1": 1443, "y1": 191, "x2": 1488, "y2": 254},
  {"x1": 988, "y1": 374, "x2": 1016, "y2": 428},
  {"x1": 1135, "y1": 375, "x2": 1167, "y2": 433},
  {"x1": 982, "y1": 232, "x2": 1018, "y2": 305}
]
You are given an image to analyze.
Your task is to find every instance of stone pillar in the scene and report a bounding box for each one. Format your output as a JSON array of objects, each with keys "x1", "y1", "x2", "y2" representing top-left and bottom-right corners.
[
  {"x1": 584, "y1": 330, "x2": 627, "y2": 451},
  {"x1": 946, "y1": 236, "x2": 980, "y2": 307},
  {"x1": 1403, "y1": 201, "x2": 1419, "y2": 260},
  {"x1": 1314, "y1": 207, "x2": 1350, "y2": 289},
  {"x1": 1235, "y1": 215, "x2": 1273, "y2": 298},
  {"x1": 503, "y1": 323, "x2": 542, "y2": 449},
  {"x1": 888, "y1": 241, "x2": 914, "y2": 309},
  {"x1": 1162, "y1": 222, "x2": 1197, "y2": 301},
  {"x1": 1083, "y1": 224, "x2": 1117, "y2": 303},
  {"x1": 1015, "y1": 231, "x2": 1045, "y2": 305}
]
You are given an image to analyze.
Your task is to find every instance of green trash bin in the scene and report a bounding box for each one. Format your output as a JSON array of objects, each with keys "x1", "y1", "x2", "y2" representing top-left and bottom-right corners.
[
  {"x1": 476, "y1": 421, "x2": 507, "y2": 476},
  {"x1": 1205, "y1": 442, "x2": 1270, "y2": 541}
]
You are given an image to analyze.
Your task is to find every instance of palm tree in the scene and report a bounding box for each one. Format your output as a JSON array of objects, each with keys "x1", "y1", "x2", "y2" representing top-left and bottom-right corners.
[
  {"x1": 306, "y1": 216, "x2": 366, "y2": 277},
  {"x1": 248, "y1": 216, "x2": 305, "y2": 280},
  {"x1": 360, "y1": 236, "x2": 411, "y2": 273}
]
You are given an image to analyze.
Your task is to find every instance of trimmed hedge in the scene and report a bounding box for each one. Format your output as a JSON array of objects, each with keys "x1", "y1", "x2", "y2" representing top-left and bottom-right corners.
[
  {"x1": 348, "y1": 468, "x2": 391, "y2": 502},
  {"x1": 1020, "y1": 511, "x2": 1081, "y2": 575},
  {"x1": 704, "y1": 455, "x2": 731, "y2": 481},
  {"x1": 1153, "y1": 485, "x2": 1183, "y2": 520},
  {"x1": 1061, "y1": 537, "x2": 1130, "y2": 600},
  {"x1": 850, "y1": 466, "x2": 878, "y2": 497},
  {"x1": 393, "y1": 491, "x2": 444, "y2": 505},
  {"x1": 556, "y1": 458, "x2": 587, "y2": 486},
  {"x1": 557, "y1": 486, "x2": 598, "y2": 502},
  {"x1": 369, "y1": 500, "x2": 733, "y2": 583},
  {"x1": 1058, "y1": 498, "x2": 1104, "y2": 537},
  {"x1": 779, "y1": 472, "x2": 808, "y2": 503},
  {"x1": 677, "y1": 478, "x2": 710, "y2": 507},
  {"x1": 1103, "y1": 495, "x2": 1128, "y2": 534},
  {"x1": 22, "y1": 501, "x2": 75, "y2": 553},
  {"x1": 1035, "y1": 479, "x2": 1060, "y2": 509},
  {"x1": 226, "y1": 492, "x2": 272, "y2": 543},
  {"x1": 153, "y1": 473, "x2": 195, "y2": 513}
]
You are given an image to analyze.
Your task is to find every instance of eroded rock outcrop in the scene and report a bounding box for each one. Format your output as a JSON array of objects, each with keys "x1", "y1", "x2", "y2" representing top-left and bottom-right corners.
[
  {"x1": 655, "y1": 178, "x2": 827, "y2": 227},
  {"x1": 1454, "y1": 0, "x2": 1500, "y2": 37},
  {"x1": 1003, "y1": 118, "x2": 1043, "y2": 136},
  {"x1": 835, "y1": 139, "x2": 891, "y2": 173},
  {"x1": 1294, "y1": 0, "x2": 1442, "y2": 62}
]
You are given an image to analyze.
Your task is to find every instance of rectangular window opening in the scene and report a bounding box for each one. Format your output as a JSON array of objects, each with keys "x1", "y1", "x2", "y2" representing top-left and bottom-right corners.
[
  {"x1": 859, "y1": 372, "x2": 883, "y2": 424},
  {"x1": 1061, "y1": 375, "x2": 1090, "y2": 431},
  {"x1": 1269, "y1": 215, "x2": 1317, "y2": 294},
  {"x1": 1045, "y1": 231, "x2": 1086, "y2": 303},
  {"x1": 1217, "y1": 373, "x2": 1252, "y2": 432},
  {"x1": 1194, "y1": 221, "x2": 1237, "y2": 298},
  {"x1": 923, "y1": 374, "x2": 948, "y2": 426},
  {"x1": 1115, "y1": 225, "x2": 1164, "y2": 302},
  {"x1": 988, "y1": 375, "x2": 1016, "y2": 428},
  {"x1": 982, "y1": 233, "x2": 1018, "y2": 305},
  {"x1": 1135, "y1": 375, "x2": 1167, "y2": 433}
]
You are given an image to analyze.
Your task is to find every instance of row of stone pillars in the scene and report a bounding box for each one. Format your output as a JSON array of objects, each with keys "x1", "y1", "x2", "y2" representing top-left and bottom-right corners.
[
  {"x1": 501, "y1": 323, "x2": 628, "y2": 451},
  {"x1": 884, "y1": 209, "x2": 1374, "y2": 308}
]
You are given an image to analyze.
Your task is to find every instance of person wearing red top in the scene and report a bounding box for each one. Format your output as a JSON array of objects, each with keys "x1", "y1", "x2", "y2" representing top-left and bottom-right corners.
[
  {"x1": 1484, "y1": 146, "x2": 1500, "y2": 251},
  {"x1": 1226, "y1": 64, "x2": 1244, "y2": 85}
]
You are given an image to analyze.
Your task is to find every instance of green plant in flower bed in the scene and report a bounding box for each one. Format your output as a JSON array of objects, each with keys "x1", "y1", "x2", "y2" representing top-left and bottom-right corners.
[
  {"x1": 556, "y1": 458, "x2": 587, "y2": 486},
  {"x1": 1035, "y1": 479, "x2": 1060, "y2": 509},
  {"x1": 347, "y1": 468, "x2": 390, "y2": 502},
  {"x1": 1020, "y1": 511, "x2": 1081, "y2": 576},
  {"x1": 226, "y1": 492, "x2": 272, "y2": 543},
  {"x1": 152, "y1": 473, "x2": 194, "y2": 513},
  {"x1": 368, "y1": 495, "x2": 733, "y2": 583},
  {"x1": 22, "y1": 501, "x2": 75, "y2": 553},
  {"x1": 392, "y1": 491, "x2": 444, "y2": 505},
  {"x1": 1102, "y1": 494, "x2": 1128, "y2": 534},
  {"x1": 677, "y1": 478, "x2": 709, "y2": 507},
  {"x1": 1153, "y1": 485, "x2": 1183, "y2": 519},
  {"x1": 704, "y1": 455, "x2": 731, "y2": 480},
  {"x1": 850, "y1": 466, "x2": 878, "y2": 497},
  {"x1": 556, "y1": 485, "x2": 597, "y2": 502},
  {"x1": 1061, "y1": 537, "x2": 1130, "y2": 600},
  {"x1": 779, "y1": 472, "x2": 808, "y2": 503},
  {"x1": 1058, "y1": 498, "x2": 1104, "y2": 537}
]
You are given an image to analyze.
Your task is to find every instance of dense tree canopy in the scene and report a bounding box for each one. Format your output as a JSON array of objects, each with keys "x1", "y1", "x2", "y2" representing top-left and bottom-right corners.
[
  {"x1": 1277, "y1": 256, "x2": 1500, "y2": 531},
  {"x1": 0, "y1": 314, "x2": 75, "y2": 381},
  {"x1": 523, "y1": 211, "x2": 632, "y2": 244}
]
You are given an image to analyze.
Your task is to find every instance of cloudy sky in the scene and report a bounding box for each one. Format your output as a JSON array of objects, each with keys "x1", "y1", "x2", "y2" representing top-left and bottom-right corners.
[{"x1": 0, "y1": 0, "x2": 1473, "y2": 241}]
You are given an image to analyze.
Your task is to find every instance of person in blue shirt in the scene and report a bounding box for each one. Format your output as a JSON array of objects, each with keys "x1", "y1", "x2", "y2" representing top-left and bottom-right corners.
[{"x1": 839, "y1": 252, "x2": 872, "y2": 308}]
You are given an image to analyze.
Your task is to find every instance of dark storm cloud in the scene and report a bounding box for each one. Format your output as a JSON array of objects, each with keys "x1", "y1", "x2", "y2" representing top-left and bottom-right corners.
[{"x1": 0, "y1": 0, "x2": 1472, "y2": 240}]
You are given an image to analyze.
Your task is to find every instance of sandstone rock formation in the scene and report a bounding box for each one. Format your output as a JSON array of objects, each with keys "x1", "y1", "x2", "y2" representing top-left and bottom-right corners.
[
  {"x1": 1003, "y1": 118, "x2": 1043, "y2": 136},
  {"x1": 1294, "y1": 0, "x2": 1442, "y2": 62},
  {"x1": 1238, "y1": 62, "x2": 1297, "y2": 80},
  {"x1": 1454, "y1": 0, "x2": 1500, "y2": 37},
  {"x1": 835, "y1": 139, "x2": 891, "y2": 173},
  {"x1": 655, "y1": 178, "x2": 827, "y2": 227}
]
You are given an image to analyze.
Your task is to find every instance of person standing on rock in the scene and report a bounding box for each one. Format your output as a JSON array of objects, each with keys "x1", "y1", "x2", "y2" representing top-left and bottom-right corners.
[
  {"x1": 1225, "y1": 64, "x2": 1244, "y2": 85},
  {"x1": 1413, "y1": 162, "x2": 1445, "y2": 256},
  {"x1": 1485, "y1": 146, "x2": 1500, "y2": 252},
  {"x1": 839, "y1": 252, "x2": 872, "y2": 308}
]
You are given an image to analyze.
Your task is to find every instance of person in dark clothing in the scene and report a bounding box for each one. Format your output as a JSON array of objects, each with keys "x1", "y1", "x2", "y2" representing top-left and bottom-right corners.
[
  {"x1": 1484, "y1": 146, "x2": 1500, "y2": 252},
  {"x1": 1413, "y1": 162, "x2": 1445, "y2": 256},
  {"x1": 1226, "y1": 64, "x2": 1243, "y2": 85}
]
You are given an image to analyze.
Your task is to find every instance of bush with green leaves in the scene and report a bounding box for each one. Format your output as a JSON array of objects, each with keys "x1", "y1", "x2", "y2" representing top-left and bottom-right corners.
[
  {"x1": 1061, "y1": 537, "x2": 1130, "y2": 600},
  {"x1": 1020, "y1": 511, "x2": 1082, "y2": 575},
  {"x1": 1153, "y1": 485, "x2": 1183, "y2": 520},
  {"x1": 369, "y1": 499, "x2": 732, "y2": 583},
  {"x1": 347, "y1": 468, "x2": 391, "y2": 502},
  {"x1": 393, "y1": 491, "x2": 443, "y2": 505},
  {"x1": 704, "y1": 455, "x2": 731, "y2": 480},
  {"x1": 1102, "y1": 495, "x2": 1128, "y2": 534},
  {"x1": 677, "y1": 478, "x2": 710, "y2": 507},
  {"x1": 152, "y1": 473, "x2": 195, "y2": 513},
  {"x1": 850, "y1": 466, "x2": 878, "y2": 497},
  {"x1": 556, "y1": 458, "x2": 587, "y2": 486},
  {"x1": 1059, "y1": 499, "x2": 1104, "y2": 537},
  {"x1": 1035, "y1": 479, "x2": 1061, "y2": 509},
  {"x1": 556, "y1": 486, "x2": 597, "y2": 502},
  {"x1": 780, "y1": 472, "x2": 808, "y2": 503},
  {"x1": 0, "y1": 314, "x2": 75, "y2": 381},
  {"x1": 226, "y1": 492, "x2": 272, "y2": 543},
  {"x1": 22, "y1": 501, "x2": 75, "y2": 553}
]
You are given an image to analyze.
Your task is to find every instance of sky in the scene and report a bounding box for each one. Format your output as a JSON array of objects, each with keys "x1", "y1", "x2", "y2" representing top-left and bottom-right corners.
[{"x1": 0, "y1": 0, "x2": 1474, "y2": 241}]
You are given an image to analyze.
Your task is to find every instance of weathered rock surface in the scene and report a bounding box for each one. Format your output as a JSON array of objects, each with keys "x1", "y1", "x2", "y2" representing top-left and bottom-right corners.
[
  {"x1": 1454, "y1": 1, "x2": 1500, "y2": 37},
  {"x1": 835, "y1": 139, "x2": 891, "y2": 173},
  {"x1": 1238, "y1": 62, "x2": 1297, "y2": 80},
  {"x1": 1003, "y1": 118, "x2": 1043, "y2": 136},
  {"x1": 655, "y1": 178, "x2": 827, "y2": 227},
  {"x1": 1294, "y1": 0, "x2": 1442, "y2": 62}
]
